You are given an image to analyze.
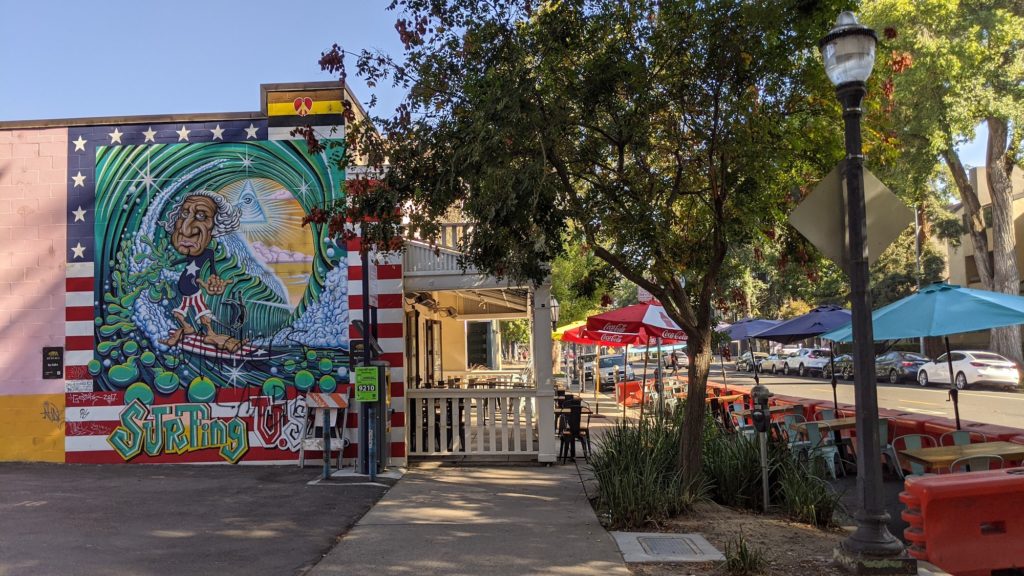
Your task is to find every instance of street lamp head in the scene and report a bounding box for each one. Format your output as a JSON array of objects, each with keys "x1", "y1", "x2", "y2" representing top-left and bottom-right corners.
[
  {"x1": 550, "y1": 297, "x2": 560, "y2": 329},
  {"x1": 819, "y1": 12, "x2": 878, "y2": 87}
]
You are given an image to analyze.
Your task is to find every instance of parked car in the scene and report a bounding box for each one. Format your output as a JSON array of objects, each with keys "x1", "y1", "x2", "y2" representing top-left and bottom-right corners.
[
  {"x1": 583, "y1": 354, "x2": 636, "y2": 390},
  {"x1": 783, "y1": 348, "x2": 832, "y2": 377},
  {"x1": 736, "y1": 351, "x2": 768, "y2": 372},
  {"x1": 822, "y1": 353, "x2": 854, "y2": 380},
  {"x1": 662, "y1": 348, "x2": 689, "y2": 370},
  {"x1": 875, "y1": 351, "x2": 930, "y2": 384},
  {"x1": 760, "y1": 353, "x2": 787, "y2": 374},
  {"x1": 916, "y1": 350, "x2": 1020, "y2": 390}
]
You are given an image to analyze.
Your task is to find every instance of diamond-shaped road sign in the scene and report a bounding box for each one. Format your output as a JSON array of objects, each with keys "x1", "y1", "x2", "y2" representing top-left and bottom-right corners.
[{"x1": 789, "y1": 163, "x2": 914, "y2": 270}]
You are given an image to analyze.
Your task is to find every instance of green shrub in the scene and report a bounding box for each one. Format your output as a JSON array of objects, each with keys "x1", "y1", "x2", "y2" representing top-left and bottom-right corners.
[
  {"x1": 722, "y1": 532, "x2": 768, "y2": 575},
  {"x1": 777, "y1": 457, "x2": 844, "y2": 528},
  {"x1": 589, "y1": 412, "x2": 708, "y2": 529},
  {"x1": 702, "y1": 425, "x2": 842, "y2": 527}
]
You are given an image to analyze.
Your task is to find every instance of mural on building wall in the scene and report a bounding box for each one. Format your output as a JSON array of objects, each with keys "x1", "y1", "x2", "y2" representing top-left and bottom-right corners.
[{"x1": 64, "y1": 121, "x2": 350, "y2": 463}]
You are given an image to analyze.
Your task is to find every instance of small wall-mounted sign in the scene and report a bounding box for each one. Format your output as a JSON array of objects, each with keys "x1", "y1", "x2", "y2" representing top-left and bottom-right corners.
[
  {"x1": 354, "y1": 366, "x2": 380, "y2": 402},
  {"x1": 43, "y1": 347, "x2": 64, "y2": 379}
]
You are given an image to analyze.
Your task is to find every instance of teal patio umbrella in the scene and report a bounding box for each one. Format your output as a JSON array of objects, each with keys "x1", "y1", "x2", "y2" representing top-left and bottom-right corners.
[{"x1": 821, "y1": 282, "x2": 1024, "y2": 428}]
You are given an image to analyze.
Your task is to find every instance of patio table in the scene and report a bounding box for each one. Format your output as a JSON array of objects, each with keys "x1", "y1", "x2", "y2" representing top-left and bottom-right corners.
[
  {"x1": 733, "y1": 405, "x2": 802, "y2": 418},
  {"x1": 900, "y1": 441, "x2": 1024, "y2": 473}
]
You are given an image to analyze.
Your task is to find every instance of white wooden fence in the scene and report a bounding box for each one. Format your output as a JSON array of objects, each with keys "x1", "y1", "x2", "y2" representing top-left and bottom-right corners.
[{"x1": 405, "y1": 389, "x2": 539, "y2": 457}]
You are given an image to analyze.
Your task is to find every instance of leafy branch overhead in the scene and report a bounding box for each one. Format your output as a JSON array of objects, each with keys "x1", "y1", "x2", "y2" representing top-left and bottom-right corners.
[{"x1": 309, "y1": 0, "x2": 850, "y2": 485}]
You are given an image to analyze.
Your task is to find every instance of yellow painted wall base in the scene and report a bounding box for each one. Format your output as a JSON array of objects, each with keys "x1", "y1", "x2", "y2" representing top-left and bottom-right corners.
[{"x1": 0, "y1": 394, "x2": 65, "y2": 462}]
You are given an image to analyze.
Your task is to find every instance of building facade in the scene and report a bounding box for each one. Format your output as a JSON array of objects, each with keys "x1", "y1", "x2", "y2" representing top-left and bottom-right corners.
[
  {"x1": 0, "y1": 82, "x2": 556, "y2": 465},
  {"x1": 944, "y1": 165, "x2": 1024, "y2": 348}
]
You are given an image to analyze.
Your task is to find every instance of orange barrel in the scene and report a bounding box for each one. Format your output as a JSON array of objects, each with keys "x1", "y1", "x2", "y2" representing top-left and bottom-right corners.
[{"x1": 903, "y1": 468, "x2": 1024, "y2": 575}]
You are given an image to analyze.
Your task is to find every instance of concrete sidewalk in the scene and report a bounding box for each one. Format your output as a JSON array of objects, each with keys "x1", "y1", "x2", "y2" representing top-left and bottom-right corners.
[{"x1": 305, "y1": 461, "x2": 630, "y2": 576}]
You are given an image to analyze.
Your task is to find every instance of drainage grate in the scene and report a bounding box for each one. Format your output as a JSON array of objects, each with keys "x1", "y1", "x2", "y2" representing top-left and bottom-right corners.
[
  {"x1": 640, "y1": 535, "x2": 703, "y2": 556},
  {"x1": 611, "y1": 532, "x2": 724, "y2": 563}
]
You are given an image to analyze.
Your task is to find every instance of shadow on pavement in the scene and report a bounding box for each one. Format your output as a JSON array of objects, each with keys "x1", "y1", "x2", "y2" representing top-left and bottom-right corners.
[{"x1": 0, "y1": 463, "x2": 393, "y2": 576}]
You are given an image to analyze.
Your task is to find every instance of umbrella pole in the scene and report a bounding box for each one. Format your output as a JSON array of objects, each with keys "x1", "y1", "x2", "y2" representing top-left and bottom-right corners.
[
  {"x1": 640, "y1": 345, "x2": 649, "y2": 421},
  {"x1": 623, "y1": 344, "x2": 629, "y2": 420},
  {"x1": 748, "y1": 338, "x2": 759, "y2": 387},
  {"x1": 830, "y1": 346, "x2": 838, "y2": 412},
  {"x1": 595, "y1": 346, "x2": 601, "y2": 402},
  {"x1": 657, "y1": 337, "x2": 664, "y2": 422},
  {"x1": 944, "y1": 336, "x2": 961, "y2": 430}
]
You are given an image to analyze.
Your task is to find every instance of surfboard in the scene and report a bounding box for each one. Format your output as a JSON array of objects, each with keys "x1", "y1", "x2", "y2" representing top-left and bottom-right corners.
[{"x1": 178, "y1": 334, "x2": 285, "y2": 361}]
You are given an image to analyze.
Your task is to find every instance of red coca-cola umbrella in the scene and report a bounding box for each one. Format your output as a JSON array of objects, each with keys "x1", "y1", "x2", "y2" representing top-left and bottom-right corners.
[
  {"x1": 586, "y1": 302, "x2": 688, "y2": 341},
  {"x1": 560, "y1": 326, "x2": 681, "y2": 346}
]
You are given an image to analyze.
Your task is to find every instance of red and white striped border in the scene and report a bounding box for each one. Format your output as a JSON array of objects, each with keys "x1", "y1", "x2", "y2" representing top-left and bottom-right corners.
[{"x1": 347, "y1": 232, "x2": 406, "y2": 462}]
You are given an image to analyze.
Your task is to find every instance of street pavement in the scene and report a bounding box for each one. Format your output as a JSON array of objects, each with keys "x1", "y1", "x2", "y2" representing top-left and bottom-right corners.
[
  {"x1": 0, "y1": 463, "x2": 393, "y2": 576},
  {"x1": 718, "y1": 365, "x2": 1024, "y2": 428}
]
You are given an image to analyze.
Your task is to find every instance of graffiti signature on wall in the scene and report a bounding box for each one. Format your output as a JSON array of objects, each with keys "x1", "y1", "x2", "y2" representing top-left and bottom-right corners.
[
  {"x1": 107, "y1": 400, "x2": 248, "y2": 463},
  {"x1": 40, "y1": 401, "x2": 62, "y2": 426}
]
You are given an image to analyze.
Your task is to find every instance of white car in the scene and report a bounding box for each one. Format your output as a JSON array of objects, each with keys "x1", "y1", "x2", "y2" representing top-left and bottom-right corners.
[
  {"x1": 783, "y1": 348, "x2": 832, "y2": 377},
  {"x1": 916, "y1": 350, "x2": 1020, "y2": 390},
  {"x1": 760, "y1": 353, "x2": 787, "y2": 374},
  {"x1": 583, "y1": 354, "x2": 636, "y2": 391}
]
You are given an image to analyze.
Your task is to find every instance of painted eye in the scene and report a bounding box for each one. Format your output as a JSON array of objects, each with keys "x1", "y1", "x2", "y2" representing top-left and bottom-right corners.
[{"x1": 244, "y1": 197, "x2": 253, "y2": 204}]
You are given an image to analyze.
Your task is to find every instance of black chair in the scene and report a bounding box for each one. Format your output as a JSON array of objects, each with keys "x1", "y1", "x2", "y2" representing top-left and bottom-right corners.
[{"x1": 558, "y1": 399, "x2": 591, "y2": 463}]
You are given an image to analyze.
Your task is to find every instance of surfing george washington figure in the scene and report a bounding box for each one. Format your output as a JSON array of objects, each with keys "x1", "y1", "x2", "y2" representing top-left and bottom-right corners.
[{"x1": 159, "y1": 191, "x2": 244, "y2": 353}]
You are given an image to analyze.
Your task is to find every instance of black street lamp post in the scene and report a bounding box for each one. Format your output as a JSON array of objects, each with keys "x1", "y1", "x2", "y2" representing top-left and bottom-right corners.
[{"x1": 819, "y1": 12, "x2": 911, "y2": 570}]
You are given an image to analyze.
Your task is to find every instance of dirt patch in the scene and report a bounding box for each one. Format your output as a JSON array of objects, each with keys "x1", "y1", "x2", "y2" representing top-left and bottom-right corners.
[{"x1": 627, "y1": 502, "x2": 850, "y2": 576}]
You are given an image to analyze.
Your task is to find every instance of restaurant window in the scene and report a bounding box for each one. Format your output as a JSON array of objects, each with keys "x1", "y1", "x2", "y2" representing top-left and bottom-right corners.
[
  {"x1": 965, "y1": 251, "x2": 994, "y2": 284},
  {"x1": 466, "y1": 321, "x2": 493, "y2": 369}
]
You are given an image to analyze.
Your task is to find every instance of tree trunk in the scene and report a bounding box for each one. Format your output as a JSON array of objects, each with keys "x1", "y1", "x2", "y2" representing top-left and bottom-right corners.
[
  {"x1": 943, "y1": 146, "x2": 993, "y2": 289},
  {"x1": 680, "y1": 326, "x2": 712, "y2": 489},
  {"x1": 985, "y1": 117, "x2": 1023, "y2": 368}
]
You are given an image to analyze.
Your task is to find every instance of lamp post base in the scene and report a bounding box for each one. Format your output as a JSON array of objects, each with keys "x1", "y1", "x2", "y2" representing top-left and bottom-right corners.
[{"x1": 834, "y1": 543, "x2": 917, "y2": 575}]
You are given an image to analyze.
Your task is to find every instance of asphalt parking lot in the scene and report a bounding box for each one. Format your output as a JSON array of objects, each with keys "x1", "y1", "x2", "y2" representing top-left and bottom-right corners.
[{"x1": 0, "y1": 463, "x2": 394, "y2": 576}]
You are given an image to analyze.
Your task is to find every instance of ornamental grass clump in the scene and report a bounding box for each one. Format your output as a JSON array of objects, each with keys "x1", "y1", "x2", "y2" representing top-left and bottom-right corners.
[
  {"x1": 702, "y1": 423, "x2": 842, "y2": 526},
  {"x1": 589, "y1": 412, "x2": 708, "y2": 529},
  {"x1": 777, "y1": 457, "x2": 844, "y2": 528},
  {"x1": 722, "y1": 532, "x2": 768, "y2": 576}
]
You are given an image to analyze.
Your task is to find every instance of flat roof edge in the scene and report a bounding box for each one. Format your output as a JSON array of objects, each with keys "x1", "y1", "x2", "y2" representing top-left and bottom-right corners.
[{"x1": 0, "y1": 111, "x2": 263, "y2": 130}]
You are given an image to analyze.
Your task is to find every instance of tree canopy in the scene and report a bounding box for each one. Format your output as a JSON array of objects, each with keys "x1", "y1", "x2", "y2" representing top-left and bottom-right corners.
[{"x1": 331, "y1": 0, "x2": 850, "y2": 482}]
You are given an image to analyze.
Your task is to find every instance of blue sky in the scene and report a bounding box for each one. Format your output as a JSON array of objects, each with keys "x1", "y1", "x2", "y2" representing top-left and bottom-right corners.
[{"x1": 0, "y1": 0, "x2": 986, "y2": 166}]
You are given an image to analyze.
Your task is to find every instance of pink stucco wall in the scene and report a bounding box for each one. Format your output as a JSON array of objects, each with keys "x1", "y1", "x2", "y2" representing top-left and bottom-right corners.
[{"x1": 0, "y1": 127, "x2": 68, "y2": 396}]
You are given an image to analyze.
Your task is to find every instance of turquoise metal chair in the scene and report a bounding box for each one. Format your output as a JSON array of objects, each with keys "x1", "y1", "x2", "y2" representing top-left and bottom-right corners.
[
  {"x1": 950, "y1": 454, "x2": 1003, "y2": 473},
  {"x1": 892, "y1": 434, "x2": 937, "y2": 477},
  {"x1": 878, "y1": 419, "x2": 901, "y2": 478},
  {"x1": 804, "y1": 422, "x2": 839, "y2": 479},
  {"x1": 940, "y1": 430, "x2": 988, "y2": 447}
]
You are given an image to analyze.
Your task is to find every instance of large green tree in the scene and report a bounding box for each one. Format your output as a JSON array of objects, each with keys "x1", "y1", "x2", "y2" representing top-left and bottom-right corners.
[
  {"x1": 862, "y1": 0, "x2": 1024, "y2": 364},
  {"x1": 332, "y1": 0, "x2": 846, "y2": 485}
]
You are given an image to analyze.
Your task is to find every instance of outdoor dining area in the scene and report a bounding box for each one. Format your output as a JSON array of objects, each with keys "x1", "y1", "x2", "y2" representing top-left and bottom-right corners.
[{"x1": 556, "y1": 285, "x2": 1024, "y2": 573}]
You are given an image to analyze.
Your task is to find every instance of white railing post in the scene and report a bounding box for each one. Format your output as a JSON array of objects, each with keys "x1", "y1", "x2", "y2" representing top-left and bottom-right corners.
[{"x1": 532, "y1": 284, "x2": 556, "y2": 463}]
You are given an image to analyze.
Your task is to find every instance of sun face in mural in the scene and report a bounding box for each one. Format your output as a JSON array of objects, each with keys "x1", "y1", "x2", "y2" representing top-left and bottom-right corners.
[{"x1": 216, "y1": 178, "x2": 315, "y2": 307}]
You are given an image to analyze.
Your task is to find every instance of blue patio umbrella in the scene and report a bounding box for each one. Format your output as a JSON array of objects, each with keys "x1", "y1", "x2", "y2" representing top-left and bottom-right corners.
[
  {"x1": 820, "y1": 282, "x2": 1024, "y2": 429},
  {"x1": 753, "y1": 305, "x2": 851, "y2": 411},
  {"x1": 718, "y1": 318, "x2": 783, "y2": 385},
  {"x1": 752, "y1": 305, "x2": 851, "y2": 344},
  {"x1": 720, "y1": 317, "x2": 782, "y2": 341}
]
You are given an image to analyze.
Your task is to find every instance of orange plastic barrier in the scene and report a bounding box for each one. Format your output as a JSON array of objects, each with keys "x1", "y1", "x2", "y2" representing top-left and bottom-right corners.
[
  {"x1": 614, "y1": 381, "x2": 643, "y2": 405},
  {"x1": 888, "y1": 413, "x2": 931, "y2": 437},
  {"x1": 923, "y1": 420, "x2": 958, "y2": 440},
  {"x1": 900, "y1": 467, "x2": 1024, "y2": 575},
  {"x1": 964, "y1": 422, "x2": 1024, "y2": 442}
]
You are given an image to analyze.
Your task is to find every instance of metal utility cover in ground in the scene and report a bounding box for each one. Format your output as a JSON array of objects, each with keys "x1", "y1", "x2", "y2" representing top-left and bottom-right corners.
[
  {"x1": 610, "y1": 532, "x2": 725, "y2": 563},
  {"x1": 789, "y1": 164, "x2": 913, "y2": 269}
]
